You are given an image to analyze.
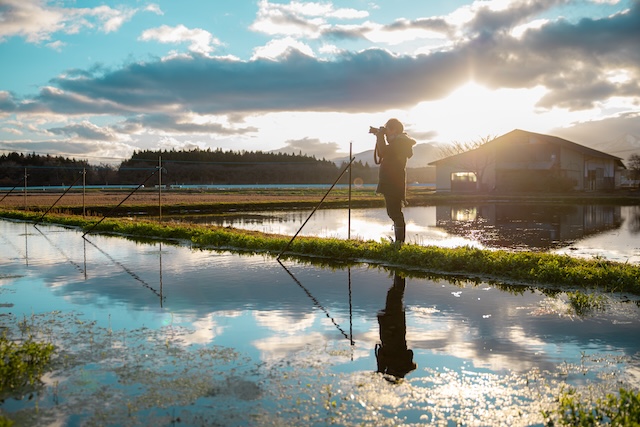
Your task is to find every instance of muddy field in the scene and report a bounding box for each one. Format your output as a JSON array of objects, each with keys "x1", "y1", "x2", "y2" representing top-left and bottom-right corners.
[{"x1": 0, "y1": 188, "x2": 382, "y2": 212}]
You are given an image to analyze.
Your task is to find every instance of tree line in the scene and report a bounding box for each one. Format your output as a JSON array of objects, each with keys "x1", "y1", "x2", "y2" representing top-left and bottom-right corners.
[{"x1": 0, "y1": 149, "x2": 385, "y2": 187}]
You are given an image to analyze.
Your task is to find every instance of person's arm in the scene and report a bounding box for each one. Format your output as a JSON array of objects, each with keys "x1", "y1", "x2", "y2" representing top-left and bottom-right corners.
[{"x1": 375, "y1": 132, "x2": 388, "y2": 158}]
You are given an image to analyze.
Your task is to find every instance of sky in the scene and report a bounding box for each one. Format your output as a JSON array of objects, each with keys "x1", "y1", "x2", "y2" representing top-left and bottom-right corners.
[{"x1": 0, "y1": 0, "x2": 639, "y2": 165}]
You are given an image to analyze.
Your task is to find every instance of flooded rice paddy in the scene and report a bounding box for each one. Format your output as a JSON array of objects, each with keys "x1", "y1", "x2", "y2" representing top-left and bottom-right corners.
[{"x1": 1, "y1": 218, "x2": 640, "y2": 426}]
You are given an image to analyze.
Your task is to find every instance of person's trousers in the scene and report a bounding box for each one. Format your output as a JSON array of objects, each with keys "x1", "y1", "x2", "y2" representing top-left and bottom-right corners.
[{"x1": 383, "y1": 193, "x2": 405, "y2": 243}]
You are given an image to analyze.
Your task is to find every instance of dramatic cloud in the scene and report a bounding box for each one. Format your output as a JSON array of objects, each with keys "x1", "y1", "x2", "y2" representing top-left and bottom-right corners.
[
  {"x1": 13, "y1": 2, "x2": 637, "y2": 123},
  {"x1": 1, "y1": 0, "x2": 638, "y2": 161}
]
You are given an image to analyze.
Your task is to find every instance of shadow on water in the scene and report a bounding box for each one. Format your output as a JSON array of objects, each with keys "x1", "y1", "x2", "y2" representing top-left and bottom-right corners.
[{"x1": 1, "y1": 219, "x2": 640, "y2": 426}]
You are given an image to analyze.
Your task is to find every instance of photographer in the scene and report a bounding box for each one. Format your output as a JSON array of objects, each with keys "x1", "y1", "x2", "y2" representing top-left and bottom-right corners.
[{"x1": 370, "y1": 118, "x2": 416, "y2": 244}]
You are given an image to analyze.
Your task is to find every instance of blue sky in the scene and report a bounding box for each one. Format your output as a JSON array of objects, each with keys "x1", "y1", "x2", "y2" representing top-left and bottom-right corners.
[{"x1": 1, "y1": 0, "x2": 639, "y2": 164}]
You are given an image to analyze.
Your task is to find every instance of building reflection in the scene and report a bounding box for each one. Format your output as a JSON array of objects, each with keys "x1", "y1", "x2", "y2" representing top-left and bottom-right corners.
[
  {"x1": 375, "y1": 272, "x2": 417, "y2": 381},
  {"x1": 436, "y1": 204, "x2": 623, "y2": 251}
]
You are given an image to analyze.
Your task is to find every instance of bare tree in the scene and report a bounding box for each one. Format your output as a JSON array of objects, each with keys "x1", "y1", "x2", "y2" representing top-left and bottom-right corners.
[
  {"x1": 438, "y1": 135, "x2": 495, "y2": 158},
  {"x1": 438, "y1": 135, "x2": 496, "y2": 191},
  {"x1": 628, "y1": 153, "x2": 640, "y2": 183}
]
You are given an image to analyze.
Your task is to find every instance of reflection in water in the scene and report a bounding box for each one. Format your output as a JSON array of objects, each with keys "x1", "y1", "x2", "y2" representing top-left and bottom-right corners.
[
  {"x1": 2, "y1": 219, "x2": 640, "y2": 425},
  {"x1": 278, "y1": 259, "x2": 354, "y2": 345},
  {"x1": 166, "y1": 203, "x2": 638, "y2": 263},
  {"x1": 83, "y1": 235, "x2": 165, "y2": 303},
  {"x1": 629, "y1": 205, "x2": 640, "y2": 234},
  {"x1": 437, "y1": 204, "x2": 623, "y2": 251},
  {"x1": 375, "y1": 273, "x2": 416, "y2": 380}
]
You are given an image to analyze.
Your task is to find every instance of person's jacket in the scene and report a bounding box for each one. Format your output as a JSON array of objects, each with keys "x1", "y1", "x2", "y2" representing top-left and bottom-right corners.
[{"x1": 375, "y1": 132, "x2": 416, "y2": 201}]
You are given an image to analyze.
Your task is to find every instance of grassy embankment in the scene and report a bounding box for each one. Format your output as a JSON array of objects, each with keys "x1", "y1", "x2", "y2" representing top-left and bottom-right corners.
[{"x1": 1, "y1": 195, "x2": 639, "y2": 295}]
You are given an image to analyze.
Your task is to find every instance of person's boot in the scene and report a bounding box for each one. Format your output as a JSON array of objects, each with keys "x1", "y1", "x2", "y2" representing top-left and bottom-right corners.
[{"x1": 394, "y1": 226, "x2": 405, "y2": 245}]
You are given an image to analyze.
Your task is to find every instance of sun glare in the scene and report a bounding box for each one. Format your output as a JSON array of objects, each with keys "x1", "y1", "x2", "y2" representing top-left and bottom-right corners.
[{"x1": 408, "y1": 82, "x2": 551, "y2": 143}]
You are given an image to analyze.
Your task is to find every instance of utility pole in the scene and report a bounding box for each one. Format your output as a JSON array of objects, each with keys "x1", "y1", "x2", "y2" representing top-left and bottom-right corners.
[{"x1": 23, "y1": 167, "x2": 27, "y2": 211}]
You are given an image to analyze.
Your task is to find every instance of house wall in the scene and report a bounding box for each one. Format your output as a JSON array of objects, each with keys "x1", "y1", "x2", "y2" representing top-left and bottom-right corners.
[
  {"x1": 559, "y1": 147, "x2": 584, "y2": 190},
  {"x1": 435, "y1": 165, "x2": 453, "y2": 191},
  {"x1": 584, "y1": 157, "x2": 616, "y2": 190}
]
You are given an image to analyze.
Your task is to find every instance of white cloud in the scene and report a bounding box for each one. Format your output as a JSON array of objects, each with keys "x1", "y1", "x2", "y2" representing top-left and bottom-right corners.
[
  {"x1": 251, "y1": 37, "x2": 315, "y2": 60},
  {"x1": 0, "y1": 0, "x2": 151, "y2": 44},
  {"x1": 250, "y1": 0, "x2": 368, "y2": 38},
  {"x1": 45, "y1": 40, "x2": 66, "y2": 51},
  {"x1": 145, "y1": 3, "x2": 164, "y2": 15},
  {"x1": 1, "y1": 127, "x2": 22, "y2": 136},
  {"x1": 139, "y1": 25, "x2": 222, "y2": 55},
  {"x1": 0, "y1": 0, "x2": 66, "y2": 43},
  {"x1": 100, "y1": 7, "x2": 137, "y2": 33}
]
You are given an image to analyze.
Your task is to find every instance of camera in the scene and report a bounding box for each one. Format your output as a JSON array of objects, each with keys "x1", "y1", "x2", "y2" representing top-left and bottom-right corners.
[{"x1": 369, "y1": 126, "x2": 385, "y2": 135}]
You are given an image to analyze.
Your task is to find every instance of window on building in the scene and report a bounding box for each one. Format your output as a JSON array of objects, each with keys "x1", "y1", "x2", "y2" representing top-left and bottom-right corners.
[{"x1": 451, "y1": 172, "x2": 477, "y2": 182}]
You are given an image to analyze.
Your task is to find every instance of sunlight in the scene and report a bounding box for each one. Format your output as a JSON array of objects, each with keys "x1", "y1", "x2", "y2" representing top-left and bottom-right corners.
[{"x1": 408, "y1": 82, "x2": 553, "y2": 143}]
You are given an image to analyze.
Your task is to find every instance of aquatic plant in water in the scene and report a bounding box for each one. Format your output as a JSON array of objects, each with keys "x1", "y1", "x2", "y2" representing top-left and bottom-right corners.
[
  {"x1": 546, "y1": 386, "x2": 640, "y2": 426},
  {"x1": 566, "y1": 291, "x2": 607, "y2": 317},
  {"x1": 0, "y1": 335, "x2": 54, "y2": 398}
]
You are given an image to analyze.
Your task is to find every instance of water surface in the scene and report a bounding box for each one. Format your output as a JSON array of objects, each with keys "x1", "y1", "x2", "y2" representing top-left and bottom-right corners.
[
  {"x1": 169, "y1": 203, "x2": 640, "y2": 263},
  {"x1": 1, "y1": 219, "x2": 639, "y2": 426}
]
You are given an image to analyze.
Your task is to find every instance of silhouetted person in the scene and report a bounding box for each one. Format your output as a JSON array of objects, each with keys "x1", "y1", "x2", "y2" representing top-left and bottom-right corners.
[
  {"x1": 371, "y1": 118, "x2": 416, "y2": 244},
  {"x1": 375, "y1": 273, "x2": 417, "y2": 381}
]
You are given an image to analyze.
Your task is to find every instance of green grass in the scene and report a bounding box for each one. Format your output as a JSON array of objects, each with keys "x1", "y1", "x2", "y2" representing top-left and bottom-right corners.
[{"x1": 2, "y1": 208, "x2": 640, "y2": 294}]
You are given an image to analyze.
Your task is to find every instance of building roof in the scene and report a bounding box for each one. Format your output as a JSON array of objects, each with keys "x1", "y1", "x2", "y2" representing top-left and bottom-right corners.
[{"x1": 429, "y1": 129, "x2": 626, "y2": 168}]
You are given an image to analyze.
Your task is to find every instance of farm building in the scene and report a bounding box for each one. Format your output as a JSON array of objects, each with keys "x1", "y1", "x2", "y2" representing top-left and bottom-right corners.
[{"x1": 429, "y1": 129, "x2": 627, "y2": 192}]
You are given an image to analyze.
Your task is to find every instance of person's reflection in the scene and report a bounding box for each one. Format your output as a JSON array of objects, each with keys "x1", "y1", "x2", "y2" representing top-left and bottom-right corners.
[{"x1": 375, "y1": 272, "x2": 417, "y2": 381}]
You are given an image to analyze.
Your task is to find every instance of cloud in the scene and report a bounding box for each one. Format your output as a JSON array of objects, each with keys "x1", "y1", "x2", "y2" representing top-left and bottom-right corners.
[
  {"x1": 47, "y1": 121, "x2": 118, "y2": 141},
  {"x1": 0, "y1": 91, "x2": 19, "y2": 112},
  {"x1": 552, "y1": 110, "x2": 640, "y2": 147},
  {"x1": 271, "y1": 137, "x2": 344, "y2": 159},
  {"x1": 45, "y1": 40, "x2": 66, "y2": 51},
  {"x1": 250, "y1": 0, "x2": 369, "y2": 38},
  {"x1": 139, "y1": 25, "x2": 222, "y2": 55},
  {"x1": 117, "y1": 113, "x2": 258, "y2": 136},
  {"x1": 25, "y1": 49, "x2": 465, "y2": 117},
  {"x1": 2, "y1": 0, "x2": 639, "y2": 160},
  {"x1": 0, "y1": 0, "x2": 157, "y2": 44},
  {"x1": 463, "y1": 0, "x2": 572, "y2": 36},
  {"x1": 251, "y1": 37, "x2": 315, "y2": 59},
  {"x1": 0, "y1": 0, "x2": 66, "y2": 43},
  {"x1": 0, "y1": 138, "x2": 135, "y2": 159},
  {"x1": 5, "y1": 0, "x2": 637, "y2": 129}
]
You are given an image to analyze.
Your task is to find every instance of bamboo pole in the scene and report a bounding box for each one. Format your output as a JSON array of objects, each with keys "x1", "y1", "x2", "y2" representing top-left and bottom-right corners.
[{"x1": 277, "y1": 156, "x2": 355, "y2": 259}]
